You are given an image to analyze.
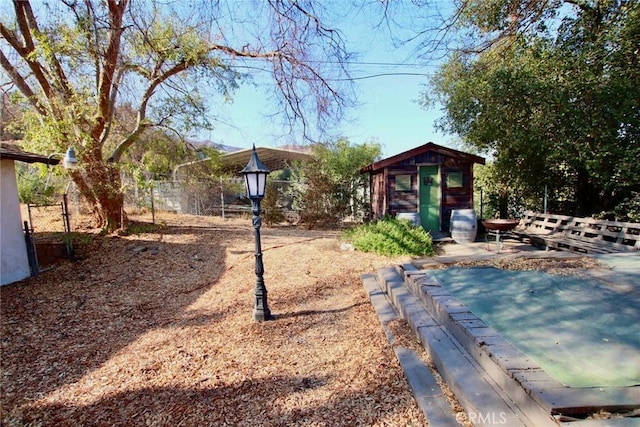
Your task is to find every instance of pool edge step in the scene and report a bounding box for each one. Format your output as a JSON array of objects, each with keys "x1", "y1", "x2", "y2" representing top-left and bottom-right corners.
[{"x1": 369, "y1": 266, "x2": 556, "y2": 426}]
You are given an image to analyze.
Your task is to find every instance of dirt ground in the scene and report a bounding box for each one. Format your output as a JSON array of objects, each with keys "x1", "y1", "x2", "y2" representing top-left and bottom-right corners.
[{"x1": 2, "y1": 212, "x2": 451, "y2": 427}]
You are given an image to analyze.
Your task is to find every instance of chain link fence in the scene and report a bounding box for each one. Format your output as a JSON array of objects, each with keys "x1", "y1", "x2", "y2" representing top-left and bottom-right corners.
[{"x1": 122, "y1": 176, "x2": 299, "y2": 222}]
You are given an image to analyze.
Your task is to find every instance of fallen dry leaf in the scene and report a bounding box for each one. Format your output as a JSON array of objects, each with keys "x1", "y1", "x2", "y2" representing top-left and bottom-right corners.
[{"x1": 2, "y1": 213, "x2": 434, "y2": 427}]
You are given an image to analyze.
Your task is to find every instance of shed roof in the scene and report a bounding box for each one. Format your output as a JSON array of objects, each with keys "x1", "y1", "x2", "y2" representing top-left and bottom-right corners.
[
  {"x1": 0, "y1": 141, "x2": 60, "y2": 166},
  {"x1": 360, "y1": 142, "x2": 485, "y2": 173}
]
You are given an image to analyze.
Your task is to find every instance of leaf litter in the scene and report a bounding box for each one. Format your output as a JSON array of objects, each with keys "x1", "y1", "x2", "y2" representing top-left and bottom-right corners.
[
  {"x1": 3, "y1": 212, "x2": 611, "y2": 426},
  {"x1": 2, "y1": 213, "x2": 437, "y2": 426}
]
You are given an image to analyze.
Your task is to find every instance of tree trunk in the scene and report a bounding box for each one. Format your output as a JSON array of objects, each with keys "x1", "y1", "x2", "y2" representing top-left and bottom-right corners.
[
  {"x1": 574, "y1": 167, "x2": 598, "y2": 216},
  {"x1": 70, "y1": 153, "x2": 127, "y2": 232}
]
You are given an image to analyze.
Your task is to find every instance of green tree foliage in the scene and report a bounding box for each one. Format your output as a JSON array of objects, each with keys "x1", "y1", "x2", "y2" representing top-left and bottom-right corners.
[
  {"x1": 1, "y1": 0, "x2": 352, "y2": 231},
  {"x1": 107, "y1": 103, "x2": 205, "y2": 181},
  {"x1": 425, "y1": 0, "x2": 640, "y2": 218},
  {"x1": 289, "y1": 138, "x2": 381, "y2": 227},
  {"x1": 16, "y1": 163, "x2": 58, "y2": 205}
]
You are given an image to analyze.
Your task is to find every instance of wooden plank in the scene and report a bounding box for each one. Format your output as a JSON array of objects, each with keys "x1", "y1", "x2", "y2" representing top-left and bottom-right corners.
[
  {"x1": 515, "y1": 212, "x2": 640, "y2": 254},
  {"x1": 530, "y1": 386, "x2": 640, "y2": 415}
]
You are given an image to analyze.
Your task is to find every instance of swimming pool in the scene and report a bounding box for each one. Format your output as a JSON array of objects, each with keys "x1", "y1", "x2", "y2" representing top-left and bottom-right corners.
[{"x1": 426, "y1": 267, "x2": 640, "y2": 388}]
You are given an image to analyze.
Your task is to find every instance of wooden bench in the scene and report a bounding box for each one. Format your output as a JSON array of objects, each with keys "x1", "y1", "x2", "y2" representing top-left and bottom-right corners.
[{"x1": 514, "y1": 211, "x2": 640, "y2": 254}]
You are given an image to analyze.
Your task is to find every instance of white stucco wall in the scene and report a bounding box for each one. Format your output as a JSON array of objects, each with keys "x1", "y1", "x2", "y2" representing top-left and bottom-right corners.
[{"x1": 1, "y1": 159, "x2": 31, "y2": 285}]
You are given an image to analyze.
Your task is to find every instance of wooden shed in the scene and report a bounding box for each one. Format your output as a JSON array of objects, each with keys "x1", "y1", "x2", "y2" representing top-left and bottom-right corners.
[{"x1": 360, "y1": 142, "x2": 485, "y2": 233}]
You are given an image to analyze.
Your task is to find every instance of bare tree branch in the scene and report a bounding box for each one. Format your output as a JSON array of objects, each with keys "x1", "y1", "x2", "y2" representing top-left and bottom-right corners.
[
  {"x1": 0, "y1": 50, "x2": 46, "y2": 115},
  {"x1": 92, "y1": 0, "x2": 128, "y2": 143},
  {"x1": 13, "y1": 0, "x2": 36, "y2": 51},
  {"x1": 99, "y1": 66, "x2": 126, "y2": 146},
  {"x1": 22, "y1": 0, "x2": 74, "y2": 100},
  {"x1": 109, "y1": 59, "x2": 190, "y2": 162},
  {"x1": 1, "y1": 6, "x2": 54, "y2": 103}
]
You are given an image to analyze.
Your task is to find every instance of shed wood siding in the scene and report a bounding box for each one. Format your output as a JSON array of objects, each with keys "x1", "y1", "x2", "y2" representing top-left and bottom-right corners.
[
  {"x1": 370, "y1": 171, "x2": 386, "y2": 217},
  {"x1": 361, "y1": 143, "x2": 485, "y2": 232},
  {"x1": 441, "y1": 162, "x2": 475, "y2": 232},
  {"x1": 388, "y1": 166, "x2": 419, "y2": 215}
]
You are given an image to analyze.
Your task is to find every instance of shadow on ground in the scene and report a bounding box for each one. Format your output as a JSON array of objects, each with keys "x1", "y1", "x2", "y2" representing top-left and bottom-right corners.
[{"x1": 1, "y1": 226, "x2": 233, "y2": 417}]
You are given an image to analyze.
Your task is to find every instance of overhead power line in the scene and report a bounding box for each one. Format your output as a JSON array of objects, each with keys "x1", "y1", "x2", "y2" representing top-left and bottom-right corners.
[
  {"x1": 241, "y1": 56, "x2": 440, "y2": 69},
  {"x1": 231, "y1": 62, "x2": 437, "y2": 81},
  {"x1": 337, "y1": 72, "x2": 434, "y2": 81}
]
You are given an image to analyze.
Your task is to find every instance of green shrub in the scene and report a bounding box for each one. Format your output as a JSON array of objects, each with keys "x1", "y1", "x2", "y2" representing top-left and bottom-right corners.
[
  {"x1": 262, "y1": 181, "x2": 286, "y2": 225},
  {"x1": 17, "y1": 164, "x2": 58, "y2": 205},
  {"x1": 343, "y1": 216, "x2": 435, "y2": 257},
  {"x1": 614, "y1": 192, "x2": 640, "y2": 222}
]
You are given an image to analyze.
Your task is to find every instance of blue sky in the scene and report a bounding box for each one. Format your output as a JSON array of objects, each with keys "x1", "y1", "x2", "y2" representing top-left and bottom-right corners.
[{"x1": 198, "y1": 6, "x2": 458, "y2": 159}]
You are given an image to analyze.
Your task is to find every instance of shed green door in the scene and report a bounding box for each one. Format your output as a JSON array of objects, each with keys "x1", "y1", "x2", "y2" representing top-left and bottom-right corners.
[{"x1": 419, "y1": 166, "x2": 440, "y2": 231}]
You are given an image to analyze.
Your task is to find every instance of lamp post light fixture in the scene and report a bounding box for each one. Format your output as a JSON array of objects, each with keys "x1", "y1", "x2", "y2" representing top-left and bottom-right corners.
[
  {"x1": 61, "y1": 146, "x2": 78, "y2": 169},
  {"x1": 240, "y1": 145, "x2": 272, "y2": 322},
  {"x1": 46, "y1": 146, "x2": 79, "y2": 192},
  {"x1": 48, "y1": 146, "x2": 79, "y2": 170}
]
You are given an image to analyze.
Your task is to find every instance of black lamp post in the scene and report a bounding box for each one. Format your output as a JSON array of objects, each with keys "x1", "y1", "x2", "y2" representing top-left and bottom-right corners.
[{"x1": 240, "y1": 145, "x2": 272, "y2": 321}]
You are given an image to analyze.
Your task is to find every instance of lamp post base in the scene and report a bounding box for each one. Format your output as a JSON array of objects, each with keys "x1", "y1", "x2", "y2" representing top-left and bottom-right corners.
[
  {"x1": 253, "y1": 308, "x2": 272, "y2": 322},
  {"x1": 253, "y1": 280, "x2": 271, "y2": 321}
]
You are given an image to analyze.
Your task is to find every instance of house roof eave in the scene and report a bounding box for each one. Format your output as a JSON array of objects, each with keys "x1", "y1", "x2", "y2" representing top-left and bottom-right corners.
[{"x1": 0, "y1": 141, "x2": 60, "y2": 166}]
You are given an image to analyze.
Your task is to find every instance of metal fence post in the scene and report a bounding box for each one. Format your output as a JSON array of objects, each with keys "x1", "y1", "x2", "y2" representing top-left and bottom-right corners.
[
  {"x1": 150, "y1": 184, "x2": 156, "y2": 224},
  {"x1": 62, "y1": 194, "x2": 74, "y2": 259},
  {"x1": 23, "y1": 220, "x2": 38, "y2": 277}
]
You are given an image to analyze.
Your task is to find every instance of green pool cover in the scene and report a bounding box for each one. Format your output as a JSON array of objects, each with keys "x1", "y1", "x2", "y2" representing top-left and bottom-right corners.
[{"x1": 427, "y1": 261, "x2": 640, "y2": 388}]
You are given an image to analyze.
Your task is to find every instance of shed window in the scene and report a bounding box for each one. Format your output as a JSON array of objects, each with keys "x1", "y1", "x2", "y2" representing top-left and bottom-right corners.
[
  {"x1": 447, "y1": 172, "x2": 463, "y2": 188},
  {"x1": 395, "y1": 175, "x2": 411, "y2": 192}
]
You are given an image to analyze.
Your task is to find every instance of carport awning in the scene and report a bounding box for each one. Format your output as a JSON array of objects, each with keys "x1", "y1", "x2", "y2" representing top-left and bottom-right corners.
[
  {"x1": 173, "y1": 146, "x2": 314, "y2": 179},
  {"x1": 219, "y1": 147, "x2": 313, "y2": 174}
]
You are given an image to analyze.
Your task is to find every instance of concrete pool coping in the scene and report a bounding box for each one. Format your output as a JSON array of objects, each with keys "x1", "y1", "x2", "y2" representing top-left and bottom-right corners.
[{"x1": 363, "y1": 242, "x2": 639, "y2": 426}]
